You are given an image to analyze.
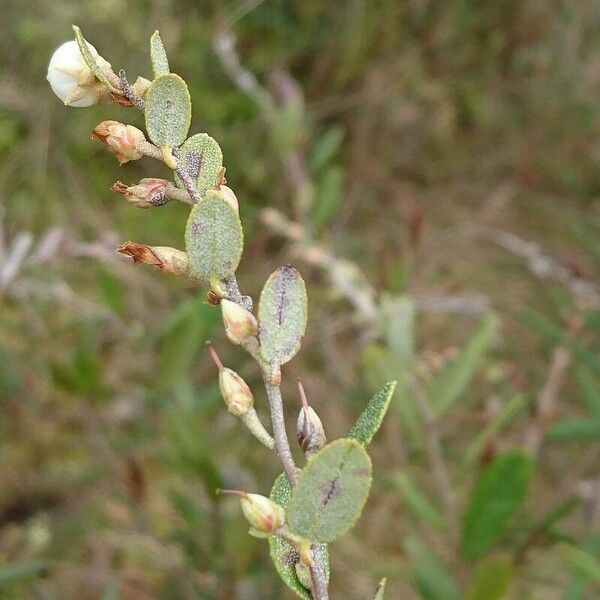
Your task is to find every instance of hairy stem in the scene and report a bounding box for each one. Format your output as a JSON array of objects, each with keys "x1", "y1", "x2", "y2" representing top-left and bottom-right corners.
[
  {"x1": 309, "y1": 552, "x2": 329, "y2": 600},
  {"x1": 262, "y1": 376, "x2": 297, "y2": 485}
]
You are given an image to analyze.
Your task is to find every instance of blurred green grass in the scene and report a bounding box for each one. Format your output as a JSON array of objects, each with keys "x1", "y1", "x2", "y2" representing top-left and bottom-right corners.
[{"x1": 1, "y1": 1, "x2": 599, "y2": 599}]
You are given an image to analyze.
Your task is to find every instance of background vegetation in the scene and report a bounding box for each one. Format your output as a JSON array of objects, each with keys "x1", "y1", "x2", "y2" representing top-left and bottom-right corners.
[{"x1": 1, "y1": 1, "x2": 599, "y2": 598}]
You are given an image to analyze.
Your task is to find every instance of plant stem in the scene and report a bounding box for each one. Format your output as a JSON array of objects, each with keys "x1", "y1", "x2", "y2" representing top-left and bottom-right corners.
[
  {"x1": 309, "y1": 552, "x2": 330, "y2": 600},
  {"x1": 262, "y1": 376, "x2": 297, "y2": 485}
]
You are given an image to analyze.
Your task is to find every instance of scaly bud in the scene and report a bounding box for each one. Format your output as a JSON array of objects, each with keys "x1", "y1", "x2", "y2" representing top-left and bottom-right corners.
[
  {"x1": 92, "y1": 121, "x2": 146, "y2": 165},
  {"x1": 117, "y1": 242, "x2": 189, "y2": 276},
  {"x1": 221, "y1": 299, "x2": 258, "y2": 344},
  {"x1": 219, "y1": 368, "x2": 254, "y2": 416},
  {"x1": 111, "y1": 178, "x2": 170, "y2": 208},
  {"x1": 296, "y1": 381, "x2": 326, "y2": 457},
  {"x1": 220, "y1": 491, "x2": 285, "y2": 534},
  {"x1": 47, "y1": 40, "x2": 111, "y2": 107}
]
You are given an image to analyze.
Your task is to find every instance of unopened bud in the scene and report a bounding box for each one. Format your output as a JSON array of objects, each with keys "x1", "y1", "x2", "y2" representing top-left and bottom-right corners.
[
  {"x1": 111, "y1": 178, "x2": 170, "y2": 208},
  {"x1": 221, "y1": 299, "x2": 258, "y2": 344},
  {"x1": 296, "y1": 381, "x2": 326, "y2": 457},
  {"x1": 117, "y1": 242, "x2": 189, "y2": 276},
  {"x1": 92, "y1": 120, "x2": 146, "y2": 164},
  {"x1": 219, "y1": 368, "x2": 253, "y2": 416},
  {"x1": 132, "y1": 76, "x2": 152, "y2": 98},
  {"x1": 240, "y1": 493, "x2": 286, "y2": 533},
  {"x1": 295, "y1": 560, "x2": 312, "y2": 590}
]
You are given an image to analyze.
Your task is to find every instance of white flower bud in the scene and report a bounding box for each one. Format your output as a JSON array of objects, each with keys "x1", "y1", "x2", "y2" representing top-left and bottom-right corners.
[
  {"x1": 240, "y1": 493, "x2": 286, "y2": 533},
  {"x1": 221, "y1": 299, "x2": 258, "y2": 344},
  {"x1": 219, "y1": 368, "x2": 253, "y2": 416},
  {"x1": 111, "y1": 179, "x2": 170, "y2": 209},
  {"x1": 297, "y1": 405, "x2": 327, "y2": 457},
  {"x1": 47, "y1": 40, "x2": 110, "y2": 107}
]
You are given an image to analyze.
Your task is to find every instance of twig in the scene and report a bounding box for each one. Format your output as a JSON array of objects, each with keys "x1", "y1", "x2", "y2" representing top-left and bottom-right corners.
[{"x1": 472, "y1": 225, "x2": 600, "y2": 309}]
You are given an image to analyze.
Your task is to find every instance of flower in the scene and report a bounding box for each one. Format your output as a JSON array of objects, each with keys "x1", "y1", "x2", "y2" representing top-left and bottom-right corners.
[
  {"x1": 47, "y1": 40, "x2": 110, "y2": 107},
  {"x1": 92, "y1": 121, "x2": 145, "y2": 165},
  {"x1": 111, "y1": 179, "x2": 170, "y2": 208}
]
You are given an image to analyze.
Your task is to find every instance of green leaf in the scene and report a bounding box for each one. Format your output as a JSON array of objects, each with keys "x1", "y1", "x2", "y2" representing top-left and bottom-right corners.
[
  {"x1": 348, "y1": 381, "x2": 397, "y2": 447},
  {"x1": 269, "y1": 474, "x2": 329, "y2": 600},
  {"x1": 462, "y1": 394, "x2": 527, "y2": 471},
  {"x1": 0, "y1": 560, "x2": 50, "y2": 585},
  {"x1": 373, "y1": 578, "x2": 387, "y2": 600},
  {"x1": 405, "y1": 538, "x2": 460, "y2": 600},
  {"x1": 313, "y1": 166, "x2": 343, "y2": 230},
  {"x1": 185, "y1": 189, "x2": 243, "y2": 281},
  {"x1": 145, "y1": 74, "x2": 191, "y2": 148},
  {"x1": 309, "y1": 126, "x2": 344, "y2": 173},
  {"x1": 557, "y1": 543, "x2": 600, "y2": 583},
  {"x1": 430, "y1": 315, "x2": 497, "y2": 416},
  {"x1": 258, "y1": 266, "x2": 307, "y2": 367},
  {"x1": 287, "y1": 439, "x2": 372, "y2": 544},
  {"x1": 577, "y1": 367, "x2": 600, "y2": 418},
  {"x1": 72, "y1": 25, "x2": 118, "y2": 92},
  {"x1": 460, "y1": 451, "x2": 535, "y2": 561},
  {"x1": 150, "y1": 30, "x2": 170, "y2": 77},
  {"x1": 464, "y1": 555, "x2": 514, "y2": 600},
  {"x1": 392, "y1": 473, "x2": 444, "y2": 528},
  {"x1": 174, "y1": 133, "x2": 223, "y2": 196},
  {"x1": 546, "y1": 419, "x2": 600, "y2": 443}
]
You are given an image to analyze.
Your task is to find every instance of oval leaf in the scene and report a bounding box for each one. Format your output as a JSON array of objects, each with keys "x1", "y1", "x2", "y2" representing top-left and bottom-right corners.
[
  {"x1": 460, "y1": 451, "x2": 535, "y2": 561},
  {"x1": 150, "y1": 30, "x2": 170, "y2": 78},
  {"x1": 174, "y1": 133, "x2": 223, "y2": 196},
  {"x1": 348, "y1": 381, "x2": 397, "y2": 447},
  {"x1": 72, "y1": 26, "x2": 118, "y2": 92},
  {"x1": 464, "y1": 555, "x2": 514, "y2": 600},
  {"x1": 269, "y1": 473, "x2": 329, "y2": 600},
  {"x1": 258, "y1": 266, "x2": 307, "y2": 367},
  {"x1": 287, "y1": 439, "x2": 372, "y2": 543},
  {"x1": 185, "y1": 190, "x2": 243, "y2": 281},
  {"x1": 145, "y1": 74, "x2": 191, "y2": 148}
]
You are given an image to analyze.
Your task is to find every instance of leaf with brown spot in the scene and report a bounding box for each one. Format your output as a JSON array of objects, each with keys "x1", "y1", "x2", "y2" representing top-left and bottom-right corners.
[
  {"x1": 287, "y1": 439, "x2": 372, "y2": 543},
  {"x1": 258, "y1": 266, "x2": 307, "y2": 368}
]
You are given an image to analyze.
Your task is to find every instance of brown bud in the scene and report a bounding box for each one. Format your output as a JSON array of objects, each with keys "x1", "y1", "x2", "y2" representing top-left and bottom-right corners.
[
  {"x1": 117, "y1": 242, "x2": 189, "y2": 276},
  {"x1": 111, "y1": 178, "x2": 170, "y2": 208},
  {"x1": 221, "y1": 299, "x2": 258, "y2": 344},
  {"x1": 92, "y1": 120, "x2": 145, "y2": 164},
  {"x1": 219, "y1": 368, "x2": 253, "y2": 416}
]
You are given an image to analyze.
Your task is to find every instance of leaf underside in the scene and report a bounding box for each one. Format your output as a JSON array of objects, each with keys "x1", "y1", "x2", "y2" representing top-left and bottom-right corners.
[
  {"x1": 185, "y1": 190, "x2": 243, "y2": 281},
  {"x1": 150, "y1": 30, "x2": 170, "y2": 78},
  {"x1": 348, "y1": 381, "x2": 397, "y2": 447},
  {"x1": 174, "y1": 133, "x2": 223, "y2": 195},
  {"x1": 144, "y1": 73, "x2": 191, "y2": 148},
  {"x1": 269, "y1": 474, "x2": 329, "y2": 600},
  {"x1": 258, "y1": 266, "x2": 307, "y2": 366},
  {"x1": 287, "y1": 438, "x2": 372, "y2": 544}
]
